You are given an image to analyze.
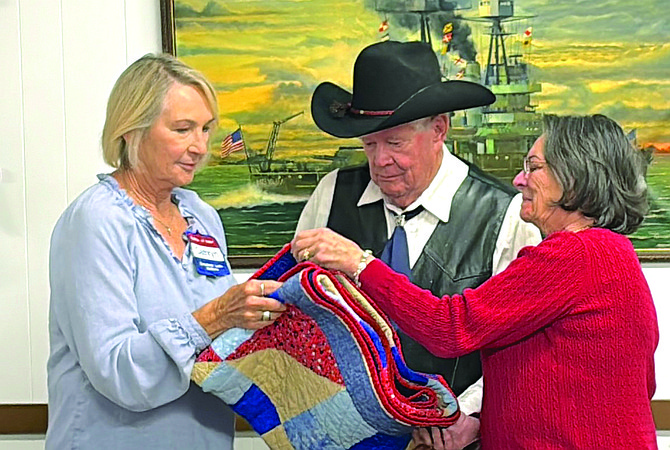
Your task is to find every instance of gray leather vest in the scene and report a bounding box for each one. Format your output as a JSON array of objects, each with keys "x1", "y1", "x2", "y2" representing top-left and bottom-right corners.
[{"x1": 327, "y1": 162, "x2": 517, "y2": 395}]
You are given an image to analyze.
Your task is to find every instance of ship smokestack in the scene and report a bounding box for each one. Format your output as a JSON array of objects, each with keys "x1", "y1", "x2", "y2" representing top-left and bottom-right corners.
[{"x1": 368, "y1": 0, "x2": 477, "y2": 62}]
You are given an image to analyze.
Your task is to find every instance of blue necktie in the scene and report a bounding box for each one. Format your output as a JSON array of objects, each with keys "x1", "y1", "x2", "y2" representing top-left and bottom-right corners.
[{"x1": 380, "y1": 206, "x2": 424, "y2": 277}]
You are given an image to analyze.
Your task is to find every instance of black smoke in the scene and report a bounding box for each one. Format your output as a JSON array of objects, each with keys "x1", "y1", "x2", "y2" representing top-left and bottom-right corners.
[{"x1": 367, "y1": 0, "x2": 477, "y2": 61}]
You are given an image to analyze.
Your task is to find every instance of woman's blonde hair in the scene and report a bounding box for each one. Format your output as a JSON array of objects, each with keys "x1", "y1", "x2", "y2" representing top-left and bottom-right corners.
[{"x1": 101, "y1": 53, "x2": 218, "y2": 169}]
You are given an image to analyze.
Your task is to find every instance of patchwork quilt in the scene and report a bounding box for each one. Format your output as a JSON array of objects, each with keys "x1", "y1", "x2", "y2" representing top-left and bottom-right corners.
[{"x1": 191, "y1": 245, "x2": 459, "y2": 449}]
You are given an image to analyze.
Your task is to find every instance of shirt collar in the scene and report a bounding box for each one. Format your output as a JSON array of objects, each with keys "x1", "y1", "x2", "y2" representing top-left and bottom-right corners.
[{"x1": 357, "y1": 145, "x2": 468, "y2": 222}]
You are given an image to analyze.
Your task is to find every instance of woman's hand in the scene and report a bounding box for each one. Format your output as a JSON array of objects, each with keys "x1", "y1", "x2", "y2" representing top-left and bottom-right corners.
[
  {"x1": 192, "y1": 279, "x2": 285, "y2": 339},
  {"x1": 411, "y1": 413, "x2": 480, "y2": 450},
  {"x1": 291, "y1": 228, "x2": 365, "y2": 277}
]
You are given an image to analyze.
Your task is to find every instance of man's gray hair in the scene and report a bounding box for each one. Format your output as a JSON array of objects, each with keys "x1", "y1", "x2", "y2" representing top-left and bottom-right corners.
[
  {"x1": 543, "y1": 114, "x2": 649, "y2": 235},
  {"x1": 410, "y1": 114, "x2": 449, "y2": 132}
]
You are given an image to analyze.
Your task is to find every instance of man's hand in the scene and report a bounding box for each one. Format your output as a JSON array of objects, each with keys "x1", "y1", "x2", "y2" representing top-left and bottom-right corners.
[
  {"x1": 291, "y1": 228, "x2": 364, "y2": 277},
  {"x1": 411, "y1": 413, "x2": 480, "y2": 450}
]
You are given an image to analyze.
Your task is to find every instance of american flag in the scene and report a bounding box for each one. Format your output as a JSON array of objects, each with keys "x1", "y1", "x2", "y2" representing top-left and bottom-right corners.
[{"x1": 220, "y1": 128, "x2": 245, "y2": 158}]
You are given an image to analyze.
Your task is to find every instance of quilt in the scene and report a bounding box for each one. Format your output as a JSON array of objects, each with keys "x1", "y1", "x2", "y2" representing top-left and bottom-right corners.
[{"x1": 191, "y1": 245, "x2": 459, "y2": 449}]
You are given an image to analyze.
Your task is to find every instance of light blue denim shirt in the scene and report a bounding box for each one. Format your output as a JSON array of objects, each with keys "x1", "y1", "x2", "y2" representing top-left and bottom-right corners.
[{"x1": 46, "y1": 174, "x2": 236, "y2": 449}]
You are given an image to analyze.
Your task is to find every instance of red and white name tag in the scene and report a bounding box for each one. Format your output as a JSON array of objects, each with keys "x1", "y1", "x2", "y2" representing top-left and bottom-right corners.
[{"x1": 186, "y1": 232, "x2": 230, "y2": 277}]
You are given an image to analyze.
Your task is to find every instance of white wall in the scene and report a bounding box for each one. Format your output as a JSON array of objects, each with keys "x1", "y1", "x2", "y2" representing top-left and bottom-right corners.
[
  {"x1": 647, "y1": 264, "x2": 670, "y2": 400},
  {"x1": 0, "y1": 0, "x2": 668, "y2": 411},
  {"x1": 0, "y1": 0, "x2": 161, "y2": 404}
]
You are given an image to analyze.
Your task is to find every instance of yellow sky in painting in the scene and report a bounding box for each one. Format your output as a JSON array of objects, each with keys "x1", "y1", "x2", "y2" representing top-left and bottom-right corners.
[
  {"x1": 217, "y1": 85, "x2": 274, "y2": 114},
  {"x1": 176, "y1": 0, "x2": 383, "y2": 155}
]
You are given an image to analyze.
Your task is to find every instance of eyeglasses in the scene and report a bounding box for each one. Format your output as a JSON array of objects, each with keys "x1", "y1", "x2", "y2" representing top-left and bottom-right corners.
[{"x1": 522, "y1": 156, "x2": 547, "y2": 175}]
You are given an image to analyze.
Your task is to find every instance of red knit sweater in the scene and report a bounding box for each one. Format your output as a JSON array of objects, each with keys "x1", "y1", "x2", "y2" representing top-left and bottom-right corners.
[{"x1": 360, "y1": 228, "x2": 658, "y2": 449}]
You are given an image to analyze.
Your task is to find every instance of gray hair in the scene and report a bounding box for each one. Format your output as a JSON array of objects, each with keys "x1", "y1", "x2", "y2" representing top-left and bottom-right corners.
[
  {"x1": 410, "y1": 114, "x2": 449, "y2": 132},
  {"x1": 102, "y1": 53, "x2": 218, "y2": 169},
  {"x1": 542, "y1": 114, "x2": 649, "y2": 235}
]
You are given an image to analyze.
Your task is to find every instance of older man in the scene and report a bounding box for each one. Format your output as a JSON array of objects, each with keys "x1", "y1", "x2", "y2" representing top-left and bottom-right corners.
[{"x1": 296, "y1": 41, "x2": 540, "y2": 448}]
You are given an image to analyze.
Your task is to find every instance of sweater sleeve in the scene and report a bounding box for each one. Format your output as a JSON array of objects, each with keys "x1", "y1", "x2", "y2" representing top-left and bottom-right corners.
[{"x1": 359, "y1": 232, "x2": 588, "y2": 357}]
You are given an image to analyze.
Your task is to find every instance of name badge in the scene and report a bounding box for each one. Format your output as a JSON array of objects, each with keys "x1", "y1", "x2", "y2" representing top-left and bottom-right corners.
[{"x1": 186, "y1": 232, "x2": 230, "y2": 277}]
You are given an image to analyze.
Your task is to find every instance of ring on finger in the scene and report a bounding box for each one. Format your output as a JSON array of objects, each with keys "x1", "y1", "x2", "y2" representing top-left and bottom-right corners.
[
  {"x1": 260, "y1": 282, "x2": 265, "y2": 297},
  {"x1": 301, "y1": 249, "x2": 310, "y2": 261},
  {"x1": 261, "y1": 310, "x2": 271, "y2": 322}
]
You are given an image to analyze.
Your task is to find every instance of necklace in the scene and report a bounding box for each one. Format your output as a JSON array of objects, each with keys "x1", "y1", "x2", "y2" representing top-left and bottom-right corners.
[
  {"x1": 152, "y1": 214, "x2": 173, "y2": 236},
  {"x1": 116, "y1": 172, "x2": 177, "y2": 237},
  {"x1": 129, "y1": 195, "x2": 176, "y2": 236}
]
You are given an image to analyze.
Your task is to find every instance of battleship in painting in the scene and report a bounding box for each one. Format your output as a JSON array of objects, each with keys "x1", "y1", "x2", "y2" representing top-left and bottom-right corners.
[{"x1": 236, "y1": 0, "x2": 541, "y2": 192}]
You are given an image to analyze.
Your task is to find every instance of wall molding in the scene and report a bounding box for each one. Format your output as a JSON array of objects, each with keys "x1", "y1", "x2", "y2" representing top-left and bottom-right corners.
[{"x1": 1, "y1": 401, "x2": 668, "y2": 435}]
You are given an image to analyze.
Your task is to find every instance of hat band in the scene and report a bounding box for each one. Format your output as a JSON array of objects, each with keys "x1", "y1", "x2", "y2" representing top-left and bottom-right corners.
[
  {"x1": 329, "y1": 100, "x2": 395, "y2": 118},
  {"x1": 348, "y1": 105, "x2": 395, "y2": 116},
  {"x1": 329, "y1": 84, "x2": 441, "y2": 120}
]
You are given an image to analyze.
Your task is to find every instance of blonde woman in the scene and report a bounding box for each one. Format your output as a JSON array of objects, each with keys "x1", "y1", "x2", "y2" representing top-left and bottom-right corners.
[{"x1": 46, "y1": 54, "x2": 285, "y2": 449}]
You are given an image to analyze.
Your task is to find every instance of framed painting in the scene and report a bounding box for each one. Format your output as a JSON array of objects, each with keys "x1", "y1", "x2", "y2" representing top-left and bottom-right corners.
[{"x1": 160, "y1": 0, "x2": 670, "y2": 265}]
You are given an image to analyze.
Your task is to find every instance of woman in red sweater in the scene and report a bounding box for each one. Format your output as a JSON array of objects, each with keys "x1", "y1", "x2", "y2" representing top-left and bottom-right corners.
[{"x1": 292, "y1": 114, "x2": 659, "y2": 449}]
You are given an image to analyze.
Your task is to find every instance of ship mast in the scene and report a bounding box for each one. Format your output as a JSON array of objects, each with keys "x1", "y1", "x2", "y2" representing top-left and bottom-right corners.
[
  {"x1": 260, "y1": 111, "x2": 304, "y2": 171},
  {"x1": 483, "y1": 15, "x2": 512, "y2": 85},
  {"x1": 475, "y1": 0, "x2": 540, "y2": 131},
  {"x1": 419, "y1": 11, "x2": 433, "y2": 46}
]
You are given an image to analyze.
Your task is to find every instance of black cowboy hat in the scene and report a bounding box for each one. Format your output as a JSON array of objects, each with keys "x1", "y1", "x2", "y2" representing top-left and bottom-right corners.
[{"x1": 311, "y1": 41, "x2": 495, "y2": 138}]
